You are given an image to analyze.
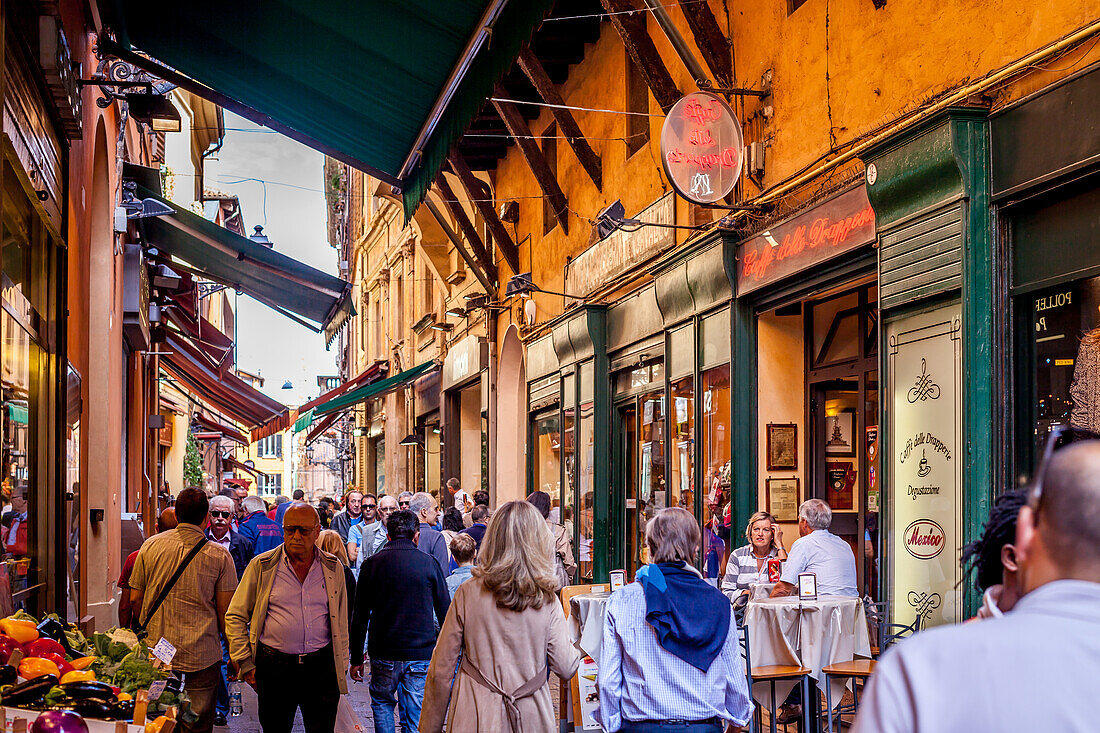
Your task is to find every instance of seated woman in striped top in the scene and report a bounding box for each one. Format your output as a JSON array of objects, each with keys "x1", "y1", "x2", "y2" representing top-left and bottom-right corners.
[{"x1": 720, "y1": 511, "x2": 787, "y2": 604}]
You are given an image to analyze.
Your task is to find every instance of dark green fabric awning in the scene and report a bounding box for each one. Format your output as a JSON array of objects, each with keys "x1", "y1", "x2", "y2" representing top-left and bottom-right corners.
[
  {"x1": 99, "y1": 0, "x2": 555, "y2": 219},
  {"x1": 303, "y1": 361, "x2": 439, "y2": 428},
  {"x1": 136, "y1": 184, "x2": 353, "y2": 343}
]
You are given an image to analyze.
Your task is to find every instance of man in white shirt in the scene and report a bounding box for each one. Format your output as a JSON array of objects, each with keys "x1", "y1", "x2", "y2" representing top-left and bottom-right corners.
[
  {"x1": 854, "y1": 441, "x2": 1100, "y2": 733},
  {"x1": 771, "y1": 498, "x2": 857, "y2": 598}
]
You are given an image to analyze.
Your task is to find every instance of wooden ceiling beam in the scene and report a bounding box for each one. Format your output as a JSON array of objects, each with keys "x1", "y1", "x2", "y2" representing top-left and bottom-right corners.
[
  {"x1": 677, "y1": 0, "x2": 733, "y2": 86},
  {"x1": 448, "y1": 151, "x2": 521, "y2": 274},
  {"x1": 433, "y1": 174, "x2": 498, "y2": 283},
  {"x1": 517, "y1": 47, "x2": 602, "y2": 191},
  {"x1": 599, "y1": 0, "x2": 681, "y2": 112},
  {"x1": 491, "y1": 84, "x2": 570, "y2": 235}
]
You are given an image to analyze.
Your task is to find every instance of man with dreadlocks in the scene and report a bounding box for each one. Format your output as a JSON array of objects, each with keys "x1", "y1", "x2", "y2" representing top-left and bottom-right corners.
[{"x1": 961, "y1": 489, "x2": 1027, "y2": 619}]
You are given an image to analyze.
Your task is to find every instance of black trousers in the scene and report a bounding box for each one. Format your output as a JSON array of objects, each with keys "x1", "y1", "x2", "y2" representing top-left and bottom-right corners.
[{"x1": 255, "y1": 642, "x2": 340, "y2": 733}]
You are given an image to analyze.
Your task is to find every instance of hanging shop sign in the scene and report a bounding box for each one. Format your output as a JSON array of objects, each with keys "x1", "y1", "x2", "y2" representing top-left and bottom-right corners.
[
  {"x1": 442, "y1": 335, "x2": 488, "y2": 391},
  {"x1": 660, "y1": 91, "x2": 743, "y2": 204},
  {"x1": 736, "y1": 186, "x2": 876, "y2": 296},
  {"x1": 122, "y1": 244, "x2": 151, "y2": 351},
  {"x1": 887, "y1": 303, "x2": 962, "y2": 628}
]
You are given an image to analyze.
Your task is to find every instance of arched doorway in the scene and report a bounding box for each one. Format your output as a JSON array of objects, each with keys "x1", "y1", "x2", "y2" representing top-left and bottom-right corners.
[{"x1": 494, "y1": 325, "x2": 525, "y2": 503}]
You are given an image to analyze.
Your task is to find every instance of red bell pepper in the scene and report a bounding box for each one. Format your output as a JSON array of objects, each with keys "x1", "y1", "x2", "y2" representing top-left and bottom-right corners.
[{"x1": 22, "y1": 638, "x2": 66, "y2": 659}]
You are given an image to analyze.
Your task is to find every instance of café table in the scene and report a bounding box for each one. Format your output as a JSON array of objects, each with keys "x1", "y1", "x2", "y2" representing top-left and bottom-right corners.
[{"x1": 744, "y1": 595, "x2": 871, "y2": 719}]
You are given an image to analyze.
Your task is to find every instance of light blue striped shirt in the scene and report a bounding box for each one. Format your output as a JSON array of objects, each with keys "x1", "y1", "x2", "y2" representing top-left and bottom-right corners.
[
  {"x1": 779, "y1": 529, "x2": 858, "y2": 597},
  {"x1": 595, "y1": 582, "x2": 753, "y2": 731}
]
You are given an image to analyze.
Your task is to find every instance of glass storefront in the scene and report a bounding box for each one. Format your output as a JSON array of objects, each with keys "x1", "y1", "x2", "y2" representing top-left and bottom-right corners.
[{"x1": 700, "y1": 364, "x2": 731, "y2": 578}]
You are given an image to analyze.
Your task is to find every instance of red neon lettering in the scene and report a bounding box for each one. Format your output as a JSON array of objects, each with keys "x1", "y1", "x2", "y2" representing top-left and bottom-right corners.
[
  {"x1": 742, "y1": 205, "x2": 876, "y2": 282},
  {"x1": 666, "y1": 147, "x2": 742, "y2": 170},
  {"x1": 683, "y1": 99, "x2": 722, "y2": 125},
  {"x1": 687, "y1": 128, "x2": 715, "y2": 146}
]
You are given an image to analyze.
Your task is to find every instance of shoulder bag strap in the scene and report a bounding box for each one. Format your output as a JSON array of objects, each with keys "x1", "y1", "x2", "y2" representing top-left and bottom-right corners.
[{"x1": 135, "y1": 537, "x2": 209, "y2": 637}]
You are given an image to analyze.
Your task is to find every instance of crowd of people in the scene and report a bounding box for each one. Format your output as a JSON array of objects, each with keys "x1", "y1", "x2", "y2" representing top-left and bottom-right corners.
[{"x1": 123, "y1": 433, "x2": 1100, "y2": 733}]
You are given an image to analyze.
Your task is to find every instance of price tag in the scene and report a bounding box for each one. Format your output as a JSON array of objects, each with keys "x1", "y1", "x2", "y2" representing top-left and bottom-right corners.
[
  {"x1": 147, "y1": 680, "x2": 167, "y2": 701},
  {"x1": 152, "y1": 637, "x2": 177, "y2": 665}
]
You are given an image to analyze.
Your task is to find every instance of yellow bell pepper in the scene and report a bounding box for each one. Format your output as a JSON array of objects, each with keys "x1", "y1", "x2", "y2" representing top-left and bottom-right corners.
[
  {"x1": 18, "y1": 657, "x2": 59, "y2": 679},
  {"x1": 68, "y1": 656, "x2": 97, "y2": 670},
  {"x1": 0, "y1": 619, "x2": 37, "y2": 644},
  {"x1": 145, "y1": 715, "x2": 169, "y2": 733},
  {"x1": 116, "y1": 692, "x2": 132, "y2": 702},
  {"x1": 60, "y1": 669, "x2": 95, "y2": 684}
]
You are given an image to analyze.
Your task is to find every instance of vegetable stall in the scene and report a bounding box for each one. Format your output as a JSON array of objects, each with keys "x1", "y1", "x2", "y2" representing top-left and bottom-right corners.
[{"x1": 0, "y1": 612, "x2": 188, "y2": 732}]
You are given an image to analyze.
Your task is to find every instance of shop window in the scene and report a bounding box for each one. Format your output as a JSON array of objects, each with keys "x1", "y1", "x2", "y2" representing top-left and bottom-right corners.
[
  {"x1": 533, "y1": 411, "x2": 561, "y2": 497},
  {"x1": 625, "y1": 55, "x2": 649, "y2": 157},
  {"x1": 670, "y1": 377, "x2": 694, "y2": 515},
  {"x1": 630, "y1": 392, "x2": 665, "y2": 573},
  {"x1": 812, "y1": 292, "x2": 860, "y2": 366},
  {"x1": 1, "y1": 308, "x2": 38, "y2": 609},
  {"x1": 701, "y1": 365, "x2": 732, "y2": 575},
  {"x1": 375, "y1": 437, "x2": 386, "y2": 495},
  {"x1": 1020, "y1": 276, "x2": 1100, "y2": 471},
  {"x1": 65, "y1": 367, "x2": 81, "y2": 619},
  {"x1": 577, "y1": 399, "x2": 595, "y2": 581}
]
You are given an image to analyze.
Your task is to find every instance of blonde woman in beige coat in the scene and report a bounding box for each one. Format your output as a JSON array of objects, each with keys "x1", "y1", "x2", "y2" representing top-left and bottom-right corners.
[{"x1": 419, "y1": 500, "x2": 580, "y2": 733}]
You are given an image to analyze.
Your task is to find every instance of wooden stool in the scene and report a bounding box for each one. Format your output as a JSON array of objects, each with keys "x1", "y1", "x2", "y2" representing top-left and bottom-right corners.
[
  {"x1": 742, "y1": 625, "x2": 812, "y2": 733},
  {"x1": 822, "y1": 658, "x2": 876, "y2": 731}
]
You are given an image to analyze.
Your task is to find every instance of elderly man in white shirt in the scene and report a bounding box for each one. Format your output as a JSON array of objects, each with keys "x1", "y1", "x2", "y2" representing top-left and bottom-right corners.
[
  {"x1": 854, "y1": 440, "x2": 1100, "y2": 733},
  {"x1": 770, "y1": 498, "x2": 857, "y2": 598}
]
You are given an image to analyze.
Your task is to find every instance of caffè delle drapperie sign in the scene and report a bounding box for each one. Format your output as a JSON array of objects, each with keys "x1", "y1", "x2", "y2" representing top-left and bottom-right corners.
[{"x1": 660, "y1": 91, "x2": 744, "y2": 204}]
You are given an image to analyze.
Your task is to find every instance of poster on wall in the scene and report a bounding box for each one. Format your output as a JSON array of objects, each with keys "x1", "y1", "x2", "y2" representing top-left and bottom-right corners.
[{"x1": 887, "y1": 303, "x2": 963, "y2": 627}]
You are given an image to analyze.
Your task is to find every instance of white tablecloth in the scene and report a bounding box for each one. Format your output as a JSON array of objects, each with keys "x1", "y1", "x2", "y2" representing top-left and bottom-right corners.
[{"x1": 744, "y1": 595, "x2": 871, "y2": 708}]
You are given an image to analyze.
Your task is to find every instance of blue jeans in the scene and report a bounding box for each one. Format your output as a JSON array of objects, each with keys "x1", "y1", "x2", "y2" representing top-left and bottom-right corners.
[
  {"x1": 214, "y1": 637, "x2": 231, "y2": 717},
  {"x1": 369, "y1": 659, "x2": 429, "y2": 733}
]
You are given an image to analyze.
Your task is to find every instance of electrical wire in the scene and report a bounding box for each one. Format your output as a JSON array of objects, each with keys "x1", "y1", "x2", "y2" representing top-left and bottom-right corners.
[
  {"x1": 543, "y1": 0, "x2": 710, "y2": 22},
  {"x1": 489, "y1": 97, "x2": 665, "y2": 117}
]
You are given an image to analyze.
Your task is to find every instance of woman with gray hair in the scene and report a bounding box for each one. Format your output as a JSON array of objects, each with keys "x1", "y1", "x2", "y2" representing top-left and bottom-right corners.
[
  {"x1": 595, "y1": 507, "x2": 752, "y2": 733},
  {"x1": 420, "y1": 500, "x2": 579, "y2": 732}
]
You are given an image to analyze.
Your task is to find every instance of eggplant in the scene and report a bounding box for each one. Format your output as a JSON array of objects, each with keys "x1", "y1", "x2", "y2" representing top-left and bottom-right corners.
[
  {"x1": 1, "y1": 674, "x2": 59, "y2": 707},
  {"x1": 61, "y1": 680, "x2": 115, "y2": 702},
  {"x1": 0, "y1": 664, "x2": 16, "y2": 687},
  {"x1": 35, "y1": 618, "x2": 76, "y2": 657},
  {"x1": 108, "y1": 698, "x2": 135, "y2": 721},
  {"x1": 55, "y1": 698, "x2": 114, "y2": 719}
]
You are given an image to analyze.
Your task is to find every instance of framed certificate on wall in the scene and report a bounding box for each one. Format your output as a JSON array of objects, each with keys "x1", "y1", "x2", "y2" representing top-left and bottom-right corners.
[{"x1": 766, "y1": 477, "x2": 799, "y2": 522}]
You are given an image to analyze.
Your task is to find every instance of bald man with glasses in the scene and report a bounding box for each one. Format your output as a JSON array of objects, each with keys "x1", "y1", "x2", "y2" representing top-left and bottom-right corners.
[{"x1": 226, "y1": 503, "x2": 350, "y2": 733}]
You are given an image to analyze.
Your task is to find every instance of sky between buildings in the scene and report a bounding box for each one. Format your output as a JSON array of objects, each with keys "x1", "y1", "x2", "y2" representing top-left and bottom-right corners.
[{"x1": 204, "y1": 112, "x2": 339, "y2": 407}]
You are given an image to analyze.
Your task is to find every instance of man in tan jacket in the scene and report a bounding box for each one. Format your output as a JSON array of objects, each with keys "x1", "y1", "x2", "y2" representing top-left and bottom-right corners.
[{"x1": 225, "y1": 503, "x2": 350, "y2": 733}]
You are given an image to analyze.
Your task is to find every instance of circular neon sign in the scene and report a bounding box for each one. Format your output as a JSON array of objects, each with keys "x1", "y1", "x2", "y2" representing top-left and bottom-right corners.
[{"x1": 660, "y1": 91, "x2": 744, "y2": 205}]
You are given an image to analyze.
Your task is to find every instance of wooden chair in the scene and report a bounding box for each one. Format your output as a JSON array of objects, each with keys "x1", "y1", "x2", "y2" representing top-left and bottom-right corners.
[
  {"x1": 822, "y1": 658, "x2": 876, "y2": 731},
  {"x1": 741, "y1": 623, "x2": 812, "y2": 733}
]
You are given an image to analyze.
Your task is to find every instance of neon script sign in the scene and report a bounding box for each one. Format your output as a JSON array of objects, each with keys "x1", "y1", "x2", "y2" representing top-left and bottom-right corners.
[
  {"x1": 661, "y1": 92, "x2": 744, "y2": 204},
  {"x1": 736, "y1": 186, "x2": 877, "y2": 296}
]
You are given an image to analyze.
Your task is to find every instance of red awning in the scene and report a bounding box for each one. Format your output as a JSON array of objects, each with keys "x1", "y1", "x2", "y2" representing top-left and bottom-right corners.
[
  {"x1": 225, "y1": 457, "x2": 267, "y2": 479},
  {"x1": 160, "y1": 331, "x2": 288, "y2": 439},
  {"x1": 163, "y1": 279, "x2": 234, "y2": 374},
  {"x1": 251, "y1": 360, "x2": 388, "y2": 442},
  {"x1": 193, "y1": 412, "x2": 250, "y2": 446},
  {"x1": 305, "y1": 411, "x2": 341, "y2": 445}
]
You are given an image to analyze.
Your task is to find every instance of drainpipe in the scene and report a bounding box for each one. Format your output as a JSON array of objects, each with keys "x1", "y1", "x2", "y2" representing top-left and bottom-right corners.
[{"x1": 642, "y1": 0, "x2": 712, "y2": 87}]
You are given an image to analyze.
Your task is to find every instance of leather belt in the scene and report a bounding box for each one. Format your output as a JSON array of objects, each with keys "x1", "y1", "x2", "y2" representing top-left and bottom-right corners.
[{"x1": 257, "y1": 642, "x2": 332, "y2": 665}]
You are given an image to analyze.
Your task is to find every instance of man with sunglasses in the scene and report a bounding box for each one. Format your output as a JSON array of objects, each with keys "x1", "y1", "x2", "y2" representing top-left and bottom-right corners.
[
  {"x1": 226, "y1": 503, "x2": 350, "y2": 733},
  {"x1": 347, "y1": 495, "x2": 393, "y2": 578},
  {"x1": 855, "y1": 439, "x2": 1100, "y2": 732}
]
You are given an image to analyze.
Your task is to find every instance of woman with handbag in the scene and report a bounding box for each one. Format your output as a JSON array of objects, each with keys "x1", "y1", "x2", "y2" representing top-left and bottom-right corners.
[{"x1": 419, "y1": 500, "x2": 580, "y2": 733}]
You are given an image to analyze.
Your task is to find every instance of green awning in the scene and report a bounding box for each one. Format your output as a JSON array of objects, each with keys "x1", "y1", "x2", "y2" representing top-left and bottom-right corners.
[
  {"x1": 98, "y1": 0, "x2": 555, "y2": 220},
  {"x1": 293, "y1": 409, "x2": 315, "y2": 434},
  {"x1": 6, "y1": 404, "x2": 28, "y2": 425},
  {"x1": 308, "y1": 358, "x2": 440, "y2": 424},
  {"x1": 135, "y1": 183, "x2": 353, "y2": 344}
]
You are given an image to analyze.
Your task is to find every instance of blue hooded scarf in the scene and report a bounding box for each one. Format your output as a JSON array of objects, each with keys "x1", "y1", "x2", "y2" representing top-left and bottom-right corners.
[{"x1": 635, "y1": 561, "x2": 731, "y2": 672}]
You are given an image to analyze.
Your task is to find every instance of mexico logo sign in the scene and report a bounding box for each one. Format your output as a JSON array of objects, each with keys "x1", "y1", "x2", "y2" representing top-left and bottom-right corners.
[{"x1": 904, "y1": 519, "x2": 946, "y2": 560}]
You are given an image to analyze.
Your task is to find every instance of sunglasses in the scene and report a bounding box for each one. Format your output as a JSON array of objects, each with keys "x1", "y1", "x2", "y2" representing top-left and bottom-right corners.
[
  {"x1": 363, "y1": 504, "x2": 377, "y2": 510},
  {"x1": 379, "y1": 506, "x2": 395, "y2": 513},
  {"x1": 399, "y1": 501, "x2": 410, "y2": 507},
  {"x1": 210, "y1": 510, "x2": 232, "y2": 519},
  {"x1": 1030, "y1": 424, "x2": 1100, "y2": 518},
  {"x1": 283, "y1": 525, "x2": 316, "y2": 536}
]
